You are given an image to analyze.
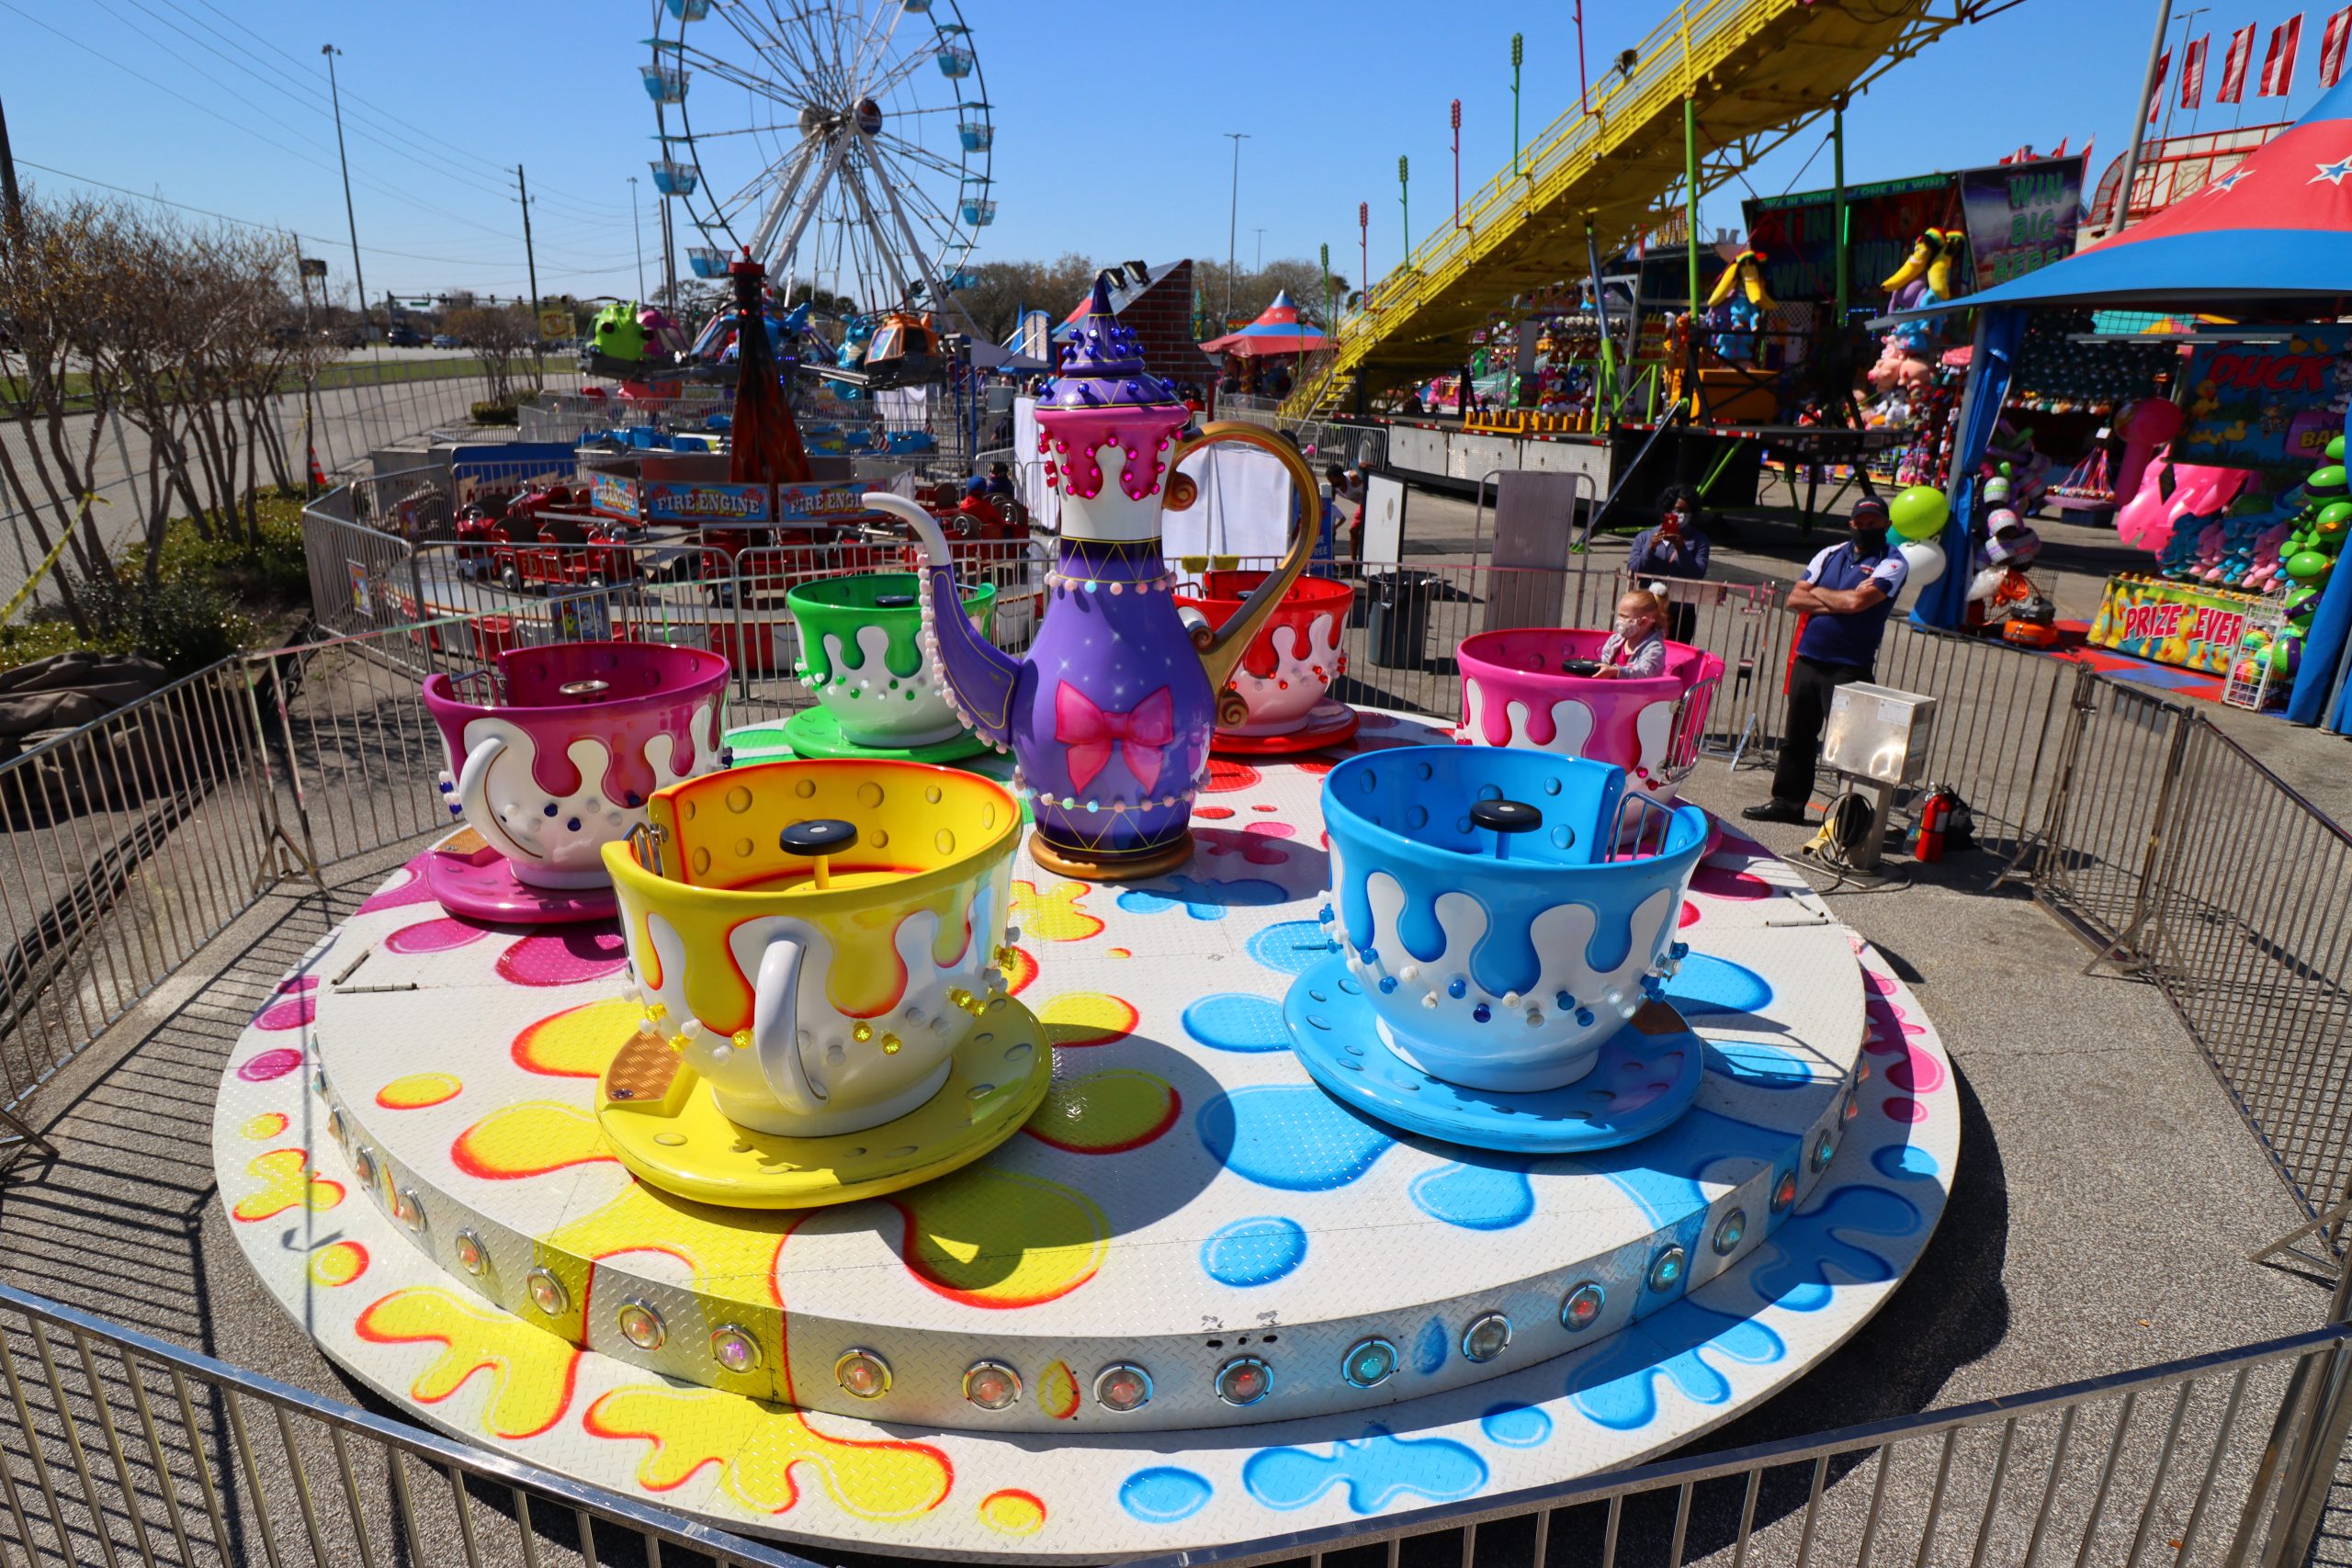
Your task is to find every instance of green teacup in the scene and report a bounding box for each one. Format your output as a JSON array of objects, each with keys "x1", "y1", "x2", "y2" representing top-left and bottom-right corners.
[{"x1": 789, "y1": 572, "x2": 995, "y2": 749}]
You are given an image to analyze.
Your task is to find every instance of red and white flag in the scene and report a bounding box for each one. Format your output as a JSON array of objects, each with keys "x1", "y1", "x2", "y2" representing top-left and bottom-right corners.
[
  {"x1": 2150, "y1": 48, "x2": 2172, "y2": 120},
  {"x1": 2181, "y1": 33, "x2": 2211, "y2": 106},
  {"x1": 2052, "y1": 135, "x2": 2070, "y2": 156},
  {"x1": 2219, "y1": 23, "x2": 2256, "y2": 101},
  {"x1": 2260, "y1": 14, "x2": 2304, "y2": 96},
  {"x1": 2321, "y1": 5, "x2": 2352, "y2": 85}
]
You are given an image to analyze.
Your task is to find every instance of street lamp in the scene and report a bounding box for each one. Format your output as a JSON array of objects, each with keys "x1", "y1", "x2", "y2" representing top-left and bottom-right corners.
[
  {"x1": 321, "y1": 45, "x2": 369, "y2": 344},
  {"x1": 1398, "y1": 156, "x2": 1409, "y2": 263},
  {"x1": 1224, "y1": 131, "x2": 1250, "y2": 325},
  {"x1": 629, "y1": 175, "x2": 646, "y2": 301},
  {"x1": 1511, "y1": 34, "x2": 1524, "y2": 175}
]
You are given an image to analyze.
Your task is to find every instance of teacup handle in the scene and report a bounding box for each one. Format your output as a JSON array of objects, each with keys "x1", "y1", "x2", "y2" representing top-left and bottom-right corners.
[
  {"x1": 453, "y1": 734, "x2": 547, "y2": 871},
  {"x1": 751, "y1": 938, "x2": 827, "y2": 1116}
]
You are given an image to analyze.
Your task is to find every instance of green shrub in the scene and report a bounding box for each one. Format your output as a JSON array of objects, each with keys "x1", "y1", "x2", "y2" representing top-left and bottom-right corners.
[
  {"x1": 471, "y1": 399, "x2": 520, "y2": 426},
  {"x1": 74, "y1": 569, "x2": 255, "y2": 676}
]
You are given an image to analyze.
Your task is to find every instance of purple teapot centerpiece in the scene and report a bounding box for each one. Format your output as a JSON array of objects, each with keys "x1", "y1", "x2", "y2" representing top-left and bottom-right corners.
[{"x1": 863, "y1": 274, "x2": 1317, "y2": 879}]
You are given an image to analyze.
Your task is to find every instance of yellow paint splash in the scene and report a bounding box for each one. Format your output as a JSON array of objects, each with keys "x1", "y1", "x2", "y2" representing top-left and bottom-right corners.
[
  {"x1": 585, "y1": 1385, "x2": 952, "y2": 1520},
  {"x1": 451, "y1": 1102, "x2": 612, "y2": 1180},
  {"x1": 1034, "y1": 1360, "x2": 1080, "y2": 1421},
  {"x1": 512, "y1": 998, "x2": 639, "y2": 1078},
  {"x1": 241, "y1": 1111, "x2": 288, "y2": 1140},
  {"x1": 1039, "y1": 991, "x2": 1137, "y2": 1048},
  {"x1": 889, "y1": 1167, "x2": 1106, "y2": 1308},
  {"x1": 542, "y1": 1183, "x2": 792, "y2": 1311},
  {"x1": 1012, "y1": 879, "x2": 1104, "y2": 942},
  {"x1": 1024, "y1": 1068, "x2": 1178, "y2": 1154},
  {"x1": 308, "y1": 1241, "x2": 368, "y2": 1288},
  {"x1": 979, "y1": 1489, "x2": 1046, "y2": 1535},
  {"x1": 230, "y1": 1149, "x2": 343, "y2": 1222},
  {"x1": 356, "y1": 1287, "x2": 580, "y2": 1438},
  {"x1": 376, "y1": 1072, "x2": 462, "y2": 1110}
]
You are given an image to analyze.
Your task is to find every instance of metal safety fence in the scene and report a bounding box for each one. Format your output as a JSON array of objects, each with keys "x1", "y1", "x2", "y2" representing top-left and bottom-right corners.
[
  {"x1": 1122, "y1": 1317, "x2": 2352, "y2": 1568},
  {"x1": 0, "y1": 1279, "x2": 811, "y2": 1568}
]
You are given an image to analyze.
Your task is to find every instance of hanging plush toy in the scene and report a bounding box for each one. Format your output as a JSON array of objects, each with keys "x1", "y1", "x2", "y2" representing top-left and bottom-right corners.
[
  {"x1": 1882, "y1": 228, "x2": 1957, "y2": 353},
  {"x1": 1702, "y1": 249, "x2": 1775, "y2": 363}
]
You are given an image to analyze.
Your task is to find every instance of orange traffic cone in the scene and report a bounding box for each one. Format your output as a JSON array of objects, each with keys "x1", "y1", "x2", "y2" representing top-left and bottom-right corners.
[{"x1": 307, "y1": 444, "x2": 327, "y2": 490}]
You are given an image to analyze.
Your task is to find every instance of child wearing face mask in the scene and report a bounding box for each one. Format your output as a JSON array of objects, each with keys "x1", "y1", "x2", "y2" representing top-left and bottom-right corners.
[{"x1": 1592, "y1": 590, "x2": 1668, "y2": 679}]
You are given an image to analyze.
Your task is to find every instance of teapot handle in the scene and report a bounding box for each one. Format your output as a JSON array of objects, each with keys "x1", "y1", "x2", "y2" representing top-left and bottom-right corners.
[{"x1": 1169, "y1": 422, "x2": 1323, "y2": 722}]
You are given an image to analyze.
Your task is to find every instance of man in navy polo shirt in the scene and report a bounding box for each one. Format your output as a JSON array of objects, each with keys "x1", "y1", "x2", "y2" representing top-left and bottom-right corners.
[{"x1": 1742, "y1": 495, "x2": 1909, "y2": 825}]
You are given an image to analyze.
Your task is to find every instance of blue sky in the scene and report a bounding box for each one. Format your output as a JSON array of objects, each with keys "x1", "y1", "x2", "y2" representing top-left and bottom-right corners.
[{"x1": 2, "y1": 0, "x2": 2331, "y2": 305}]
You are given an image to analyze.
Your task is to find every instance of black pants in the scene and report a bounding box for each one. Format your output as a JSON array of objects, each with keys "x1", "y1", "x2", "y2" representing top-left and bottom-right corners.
[
  {"x1": 1770, "y1": 656, "x2": 1871, "y2": 808},
  {"x1": 1664, "y1": 600, "x2": 1697, "y2": 645}
]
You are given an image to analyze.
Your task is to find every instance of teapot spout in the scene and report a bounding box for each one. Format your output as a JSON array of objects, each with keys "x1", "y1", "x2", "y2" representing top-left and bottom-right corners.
[{"x1": 862, "y1": 493, "x2": 1023, "y2": 750}]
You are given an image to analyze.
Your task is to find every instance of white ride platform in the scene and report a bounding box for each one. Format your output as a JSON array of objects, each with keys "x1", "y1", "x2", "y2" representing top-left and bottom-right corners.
[{"x1": 213, "y1": 712, "x2": 1958, "y2": 1561}]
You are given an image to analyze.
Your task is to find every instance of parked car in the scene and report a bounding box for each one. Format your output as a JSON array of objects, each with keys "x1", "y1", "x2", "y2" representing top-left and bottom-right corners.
[
  {"x1": 387, "y1": 326, "x2": 425, "y2": 347},
  {"x1": 431, "y1": 333, "x2": 460, "y2": 349}
]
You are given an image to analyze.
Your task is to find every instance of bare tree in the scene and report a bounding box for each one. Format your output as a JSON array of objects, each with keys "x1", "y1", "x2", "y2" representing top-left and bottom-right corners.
[{"x1": 447, "y1": 304, "x2": 536, "y2": 405}]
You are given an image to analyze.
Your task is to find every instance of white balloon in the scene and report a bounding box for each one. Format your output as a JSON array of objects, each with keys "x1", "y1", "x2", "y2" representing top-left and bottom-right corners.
[{"x1": 1899, "y1": 538, "x2": 1946, "y2": 591}]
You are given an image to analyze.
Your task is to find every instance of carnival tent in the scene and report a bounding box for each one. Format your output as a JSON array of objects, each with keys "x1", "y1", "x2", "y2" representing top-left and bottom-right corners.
[
  {"x1": 1898, "y1": 76, "x2": 2352, "y2": 633},
  {"x1": 1201, "y1": 290, "x2": 1328, "y2": 357}
]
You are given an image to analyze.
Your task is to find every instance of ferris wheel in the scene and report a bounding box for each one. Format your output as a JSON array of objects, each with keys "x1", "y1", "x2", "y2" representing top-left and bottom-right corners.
[{"x1": 642, "y1": 0, "x2": 994, "y2": 330}]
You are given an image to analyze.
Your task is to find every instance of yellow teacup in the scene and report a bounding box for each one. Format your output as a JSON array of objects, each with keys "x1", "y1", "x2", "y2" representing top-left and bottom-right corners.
[{"x1": 603, "y1": 759, "x2": 1021, "y2": 1139}]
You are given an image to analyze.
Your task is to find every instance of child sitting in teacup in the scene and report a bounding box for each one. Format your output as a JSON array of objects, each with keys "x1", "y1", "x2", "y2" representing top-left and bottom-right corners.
[{"x1": 1591, "y1": 589, "x2": 1668, "y2": 679}]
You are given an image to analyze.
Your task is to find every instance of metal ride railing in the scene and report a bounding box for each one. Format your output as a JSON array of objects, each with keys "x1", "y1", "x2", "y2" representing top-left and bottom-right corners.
[
  {"x1": 0, "y1": 1279, "x2": 810, "y2": 1568},
  {"x1": 1119, "y1": 1319, "x2": 2352, "y2": 1568}
]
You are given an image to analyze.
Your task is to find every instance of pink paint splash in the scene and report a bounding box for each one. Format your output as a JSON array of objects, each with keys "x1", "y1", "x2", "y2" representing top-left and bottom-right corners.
[
  {"x1": 1197, "y1": 828, "x2": 1289, "y2": 866},
  {"x1": 254, "y1": 976, "x2": 317, "y2": 1032},
  {"x1": 1194, "y1": 806, "x2": 1236, "y2": 819},
  {"x1": 497, "y1": 929, "x2": 628, "y2": 987},
  {"x1": 384, "y1": 918, "x2": 491, "y2": 955},
  {"x1": 238, "y1": 1048, "x2": 303, "y2": 1082},
  {"x1": 1690, "y1": 865, "x2": 1774, "y2": 901},
  {"x1": 356, "y1": 860, "x2": 439, "y2": 916},
  {"x1": 1883, "y1": 1096, "x2": 1927, "y2": 1123},
  {"x1": 1246, "y1": 820, "x2": 1295, "y2": 839},
  {"x1": 1203, "y1": 760, "x2": 1263, "y2": 795},
  {"x1": 1679, "y1": 900, "x2": 1702, "y2": 929}
]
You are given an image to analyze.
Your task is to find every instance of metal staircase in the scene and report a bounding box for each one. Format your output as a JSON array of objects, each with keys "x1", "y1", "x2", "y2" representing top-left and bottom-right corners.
[{"x1": 1287, "y1": 0, "x2": 1977, "y2": 418}]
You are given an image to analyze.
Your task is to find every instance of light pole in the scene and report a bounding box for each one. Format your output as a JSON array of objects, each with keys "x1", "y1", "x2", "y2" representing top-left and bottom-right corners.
[
  {"x1": 1253, "y1": 227, "x2": 1266, "y2": 273},
  {"x1": 1320, "y1": 242, "x2": 1332, "y2": 331},
  {"x1": 629, "y1": 175, "x2": 646, "y2": 301},
  {"x1": 320, "y1": 45, "x2": 369, "y2": 344},
  {"x1": 2112, "y1": 0, "x2": 2178, "y2": 233},
  {"x1": 1511, "y1": 34, "x2": 1524, "y2": 176},
  {"x1": 1398, "y1": 156, "x2": 1409, "y2": 264},
  {"x1": 1359, "y1": 201, "x2": 1369, "y2": 310},
  {"x1": 1223, "y1": 131, "x2": 1250, "y2": 326},
  {"x1": 1451, "y1": 101, "x2": 1462, "y2": 228}
]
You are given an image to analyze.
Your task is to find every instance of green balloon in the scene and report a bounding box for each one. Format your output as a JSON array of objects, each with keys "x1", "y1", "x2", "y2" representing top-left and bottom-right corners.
[
  {"x1": 2330, "y1": 435, "x2": 2346, "y2": 461},
  {"x1": 2288, "y1": 550, "x2": 2335, "y2": 581},
  {"x1": 1889, "y1": 484, "x2": 1949, "y2": 542},
  {"x1": 2308, "y1": 465, "x2": 2349, "y2": 500},
  {"x1": 2322, "y1": 502, "x2": 2352, "y2": 530}
]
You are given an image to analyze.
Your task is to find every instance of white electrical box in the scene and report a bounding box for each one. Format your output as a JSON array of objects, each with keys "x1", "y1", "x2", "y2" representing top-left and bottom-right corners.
[{"x1": 1822, "y1": 682, "x2": 1938, "y2": 786}]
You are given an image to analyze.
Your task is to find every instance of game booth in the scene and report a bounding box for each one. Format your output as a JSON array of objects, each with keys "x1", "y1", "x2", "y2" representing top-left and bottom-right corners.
[
  {"x1": 215, "y1": 281, "x2": 1957, "y2": 1561},
  {"x1": 1901, "y1": 77, "x2": 2352, "y2": 720}
]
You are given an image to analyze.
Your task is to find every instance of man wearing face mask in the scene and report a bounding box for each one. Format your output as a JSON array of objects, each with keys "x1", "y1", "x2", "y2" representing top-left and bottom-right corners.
[{"x1": 1742, "y1": 494, "x2": 1909, "y2": 825}]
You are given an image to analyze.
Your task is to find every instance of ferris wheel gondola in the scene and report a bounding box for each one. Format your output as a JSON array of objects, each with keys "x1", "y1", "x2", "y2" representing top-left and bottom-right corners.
[{"x1": 645, "y1": 0, "x2": 994, "y2": 350}]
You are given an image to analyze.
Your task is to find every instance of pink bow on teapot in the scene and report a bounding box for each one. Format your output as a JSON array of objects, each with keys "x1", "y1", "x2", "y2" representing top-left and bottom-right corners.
[{"x1": 1056, "y1": 683, "x2": 1173, "y2": 795}]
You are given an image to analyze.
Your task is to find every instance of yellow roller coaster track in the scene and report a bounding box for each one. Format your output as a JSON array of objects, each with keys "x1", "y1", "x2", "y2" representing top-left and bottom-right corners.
[{"x1": 1286, "y1": 0, "x2": 1984, "y2": 420}]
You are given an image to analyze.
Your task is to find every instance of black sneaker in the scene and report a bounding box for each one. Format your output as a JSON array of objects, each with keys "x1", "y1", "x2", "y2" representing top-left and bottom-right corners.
[{"x1": 1740, "y1": 799, "x2": 1811, "y2": 825}]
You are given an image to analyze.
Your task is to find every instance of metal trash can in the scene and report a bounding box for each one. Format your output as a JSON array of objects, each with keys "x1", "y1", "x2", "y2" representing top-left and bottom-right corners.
[{"x1": 1366, "y1": 569, "x2": 1435, "y2": 667}]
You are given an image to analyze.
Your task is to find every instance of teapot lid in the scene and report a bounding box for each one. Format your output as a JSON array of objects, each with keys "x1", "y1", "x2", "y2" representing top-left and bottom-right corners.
[{"x1": 1043, "y1": 273, "x2": 1179, "y2": 412}]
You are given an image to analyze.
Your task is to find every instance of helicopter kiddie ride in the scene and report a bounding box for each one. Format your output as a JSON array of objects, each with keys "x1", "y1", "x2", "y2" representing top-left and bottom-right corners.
[{"x1": 214, "y1": 271, "x2": 1957, "y2": 1563}]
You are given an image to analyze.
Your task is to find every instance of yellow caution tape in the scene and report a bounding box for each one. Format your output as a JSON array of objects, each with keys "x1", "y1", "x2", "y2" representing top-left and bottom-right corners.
[{"x1": 0, "y1": 491, "x2": 108, "y2": 629}]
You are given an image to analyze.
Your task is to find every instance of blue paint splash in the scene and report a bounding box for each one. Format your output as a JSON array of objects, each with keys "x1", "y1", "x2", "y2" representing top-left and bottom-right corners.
[
  {"x1": 1201, "y1": 1216, "x2": 1308, "y2": 1286},
  {"x1": 1247, "y1": 919, "x2": 1336, "y2": 976},
  {"x1": 1198, "y1": 1086, "x2": 1395, "y2": 1191},
  {"x1": 1480, "y1": 1403, "x2": 1553, "y2": 1448},
  {"x1": 1664, "y1": 953, "x2": 1774, "y2": 1016},
  {"x1": 1119, "y1": 875, "x2": 1284, "y2": 921},
  {"x1": 1706, "y1": 1040, "x2": 1817, "y2": 1089},
  {"x1": 1413, "y1": 1316, "x2": 1450, "y2": 1374},
  {"x1": 1585, "y1": 1108, "x2": 1792, "y2": 1228},
  {"x1": 1243, "y1": 1428, "x2": 1488, "y2": 1513},
  {"x1": 1183, "y1": 993, "x2": 1292, "y2": 1054},
  {"x1": 1567, "y1": 1305, "x2": 1787, "y2": 1430},
  {"x1": 1751, "y1": 1185, "x2": 1921, "y2": 1312},
  {"x1": 1872, "y1": 1144, "x2": 1940, "y2": 1180},
  {"x1": 1120, "y1": 1467, "x2": 1214, "y2": 1524},
  {"x1": 1408, "y1": 1160, "x2": 1534, "y2": 1231}
]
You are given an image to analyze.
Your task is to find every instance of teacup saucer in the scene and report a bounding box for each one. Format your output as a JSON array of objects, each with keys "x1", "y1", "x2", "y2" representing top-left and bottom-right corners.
[
  {"x1": 776, "y1": 705, "x2": 992, "y2": 764},
  {"x1": 1281, "y1": 953, "x2": 1703, "y2": 1153},
  {"x1": 1211, "y1": 698, "x2": 1359, "y2": 757},
  {"x1": 594, "y1": 996, "x2": 1053, "y2": 1207},
  {"x1": 421, "y1": 829, "x2": 618, "y2": 926}
]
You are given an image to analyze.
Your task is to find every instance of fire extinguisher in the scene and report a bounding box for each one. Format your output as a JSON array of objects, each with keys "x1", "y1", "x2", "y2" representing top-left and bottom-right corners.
[{"x1": 1915, "y1": 788, "x2": 1952, "y2": 863}]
